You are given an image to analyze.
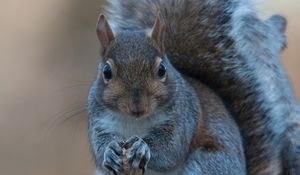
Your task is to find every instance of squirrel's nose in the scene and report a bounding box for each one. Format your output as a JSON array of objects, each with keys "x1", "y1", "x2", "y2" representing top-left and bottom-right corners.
[{"x1": 130, "y1": 88, "x2": 147, "y2": 117}]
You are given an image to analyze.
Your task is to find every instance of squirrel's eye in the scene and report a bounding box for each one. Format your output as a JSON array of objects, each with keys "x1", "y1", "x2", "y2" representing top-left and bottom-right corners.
[
  {"x1": 158, "y1": 62, "x2": 166, "y2": 80},
  {"x1": 102, "y1": 63, "x2": 112, "y2": 82}
]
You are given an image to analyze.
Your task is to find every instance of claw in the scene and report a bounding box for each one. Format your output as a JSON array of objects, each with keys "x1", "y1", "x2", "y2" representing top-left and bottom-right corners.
[
  {"x1": 122, "y1": 136, "x2": 151, "y2": 173},
  {"x1": 103, "y1": 141, "x2": 125, "y2": 174}
]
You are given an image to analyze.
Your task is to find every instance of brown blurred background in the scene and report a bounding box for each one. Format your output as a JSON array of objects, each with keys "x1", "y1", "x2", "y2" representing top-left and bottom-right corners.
[{"x1": 0, "y1": 0, "x2": 299, "y2": 175}]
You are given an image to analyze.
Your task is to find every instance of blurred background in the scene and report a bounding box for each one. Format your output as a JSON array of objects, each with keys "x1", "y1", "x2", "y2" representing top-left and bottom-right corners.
[{"x1": 0, "y1": 0, "x2": 299, "y2": 175}]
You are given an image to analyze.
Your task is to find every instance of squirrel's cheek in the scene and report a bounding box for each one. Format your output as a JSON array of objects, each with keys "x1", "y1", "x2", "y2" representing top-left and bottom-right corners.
[
  {"x1": 148, "y1": 98, "x2": 157, "y2": 113},
  {"x1": 114, "y1": 97, "x2": 132, "y2": 114}
]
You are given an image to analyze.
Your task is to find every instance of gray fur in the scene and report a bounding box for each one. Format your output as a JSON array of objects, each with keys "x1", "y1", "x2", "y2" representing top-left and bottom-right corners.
[
  {"x1": 88, "y1": 30, "x2": 246, "y2": 174},
  {"x1": 104, "y1": 0, "x2": 300, "y2": 174}
]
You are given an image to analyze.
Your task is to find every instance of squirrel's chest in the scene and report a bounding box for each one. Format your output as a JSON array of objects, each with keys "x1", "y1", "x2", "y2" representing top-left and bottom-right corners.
[{"x1": 98, "y1": 114, "x2": 165, "y2": 139}]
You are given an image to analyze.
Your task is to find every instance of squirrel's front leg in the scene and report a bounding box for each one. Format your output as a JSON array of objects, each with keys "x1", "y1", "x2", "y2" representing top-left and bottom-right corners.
[
  {"x1": 121, "y1": 136, "x2": 151, "y2": 175},
  {"x1": 102, "y1": 140, "x2": 125, "y2": 175},
  {"x1": 88, "y1": 122, "x2": 126, "y2": 175}
]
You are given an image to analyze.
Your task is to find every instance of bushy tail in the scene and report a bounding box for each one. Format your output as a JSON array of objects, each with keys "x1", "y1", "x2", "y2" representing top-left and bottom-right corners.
[
  {"x1": 104, "y1": 0, "x2": 236, "y2": 69},
  {"x1": 104, "y1": 1, "x2": 300, "y2": 175}
]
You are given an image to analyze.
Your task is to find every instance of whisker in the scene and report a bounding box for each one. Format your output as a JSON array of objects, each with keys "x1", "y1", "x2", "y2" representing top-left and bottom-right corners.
[
  {"x1": 43, "y1": 103, "x2": 87, "y2": 137},
  {"x1": 57, "y1": 108, "x2": 87, "y2": 127}
]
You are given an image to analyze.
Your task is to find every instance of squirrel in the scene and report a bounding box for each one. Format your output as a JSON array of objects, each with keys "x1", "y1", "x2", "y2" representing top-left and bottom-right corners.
[
  {"x1": 88, "y1": 15, "x2": 246, "y2": 175},
  {"x1": 103, "y1": 0, "x2": 300, "y2": 174}
]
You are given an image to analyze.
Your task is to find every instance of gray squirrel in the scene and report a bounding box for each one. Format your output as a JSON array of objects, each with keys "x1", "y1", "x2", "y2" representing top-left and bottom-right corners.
[
  {"x1": 102, "y1": 0, "x2": 300, "y2": 174},
  {"x1": 88, "y1": 14, "x2": 246, "y2": 174},
  {"x1": 88, "y1": 0, "x2": 300, "y2": 174}
]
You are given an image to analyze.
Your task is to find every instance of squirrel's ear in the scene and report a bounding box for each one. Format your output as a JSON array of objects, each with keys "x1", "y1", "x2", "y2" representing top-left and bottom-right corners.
[
  {"x1": 96, "y1": 14, "x2": 115, "y2": 55},
  {"x1": 265, "y1": 15, "x2": 287, "y2": 50},
  {"x1": 266, "y1": 14, "x2": 287, "y2": 33},
  {"x1": 151, "y1": 14, "x2": 166, "y2": 54}
]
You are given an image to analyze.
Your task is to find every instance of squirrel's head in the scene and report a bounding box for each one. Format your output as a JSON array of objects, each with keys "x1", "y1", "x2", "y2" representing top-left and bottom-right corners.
[{"x1": 94, "y1": 14, "x2": 173, "y2": 118}]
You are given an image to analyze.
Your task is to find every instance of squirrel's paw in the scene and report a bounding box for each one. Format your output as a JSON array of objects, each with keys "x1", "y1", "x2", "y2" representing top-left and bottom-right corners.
[
  {"x1": 103, "y1": 141, "x2": 125, "y2": 175},
  {"x1": 123, "y1": 136, "x2": 151, "y2": 173}
]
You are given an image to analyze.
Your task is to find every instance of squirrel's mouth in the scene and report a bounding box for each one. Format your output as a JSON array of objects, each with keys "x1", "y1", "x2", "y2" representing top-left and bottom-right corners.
[
  {"x1": 120, "y1": 105, "x2": 153, "y2": 119},
  {"x1": 130, "y1": 111, "x2": 145, "y2": 118},
  {"x1": 128, "y1": 102, "x2": 149, "y2": 118}
]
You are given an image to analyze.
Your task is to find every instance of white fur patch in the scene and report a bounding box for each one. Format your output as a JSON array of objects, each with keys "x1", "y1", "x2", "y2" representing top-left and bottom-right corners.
[{"x1": 97, "y1": 110, "x2": 168, "y2": 139}]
